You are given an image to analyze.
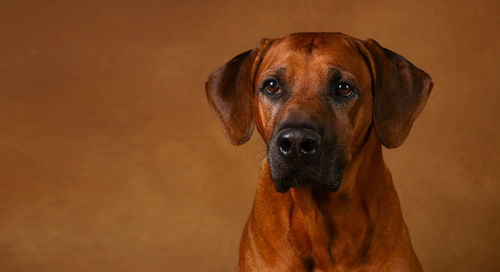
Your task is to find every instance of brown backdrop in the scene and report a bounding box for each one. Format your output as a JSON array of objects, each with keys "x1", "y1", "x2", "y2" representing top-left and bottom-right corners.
[{"x1": 1, "y1": 0, "x2": 499, "y2": 271}]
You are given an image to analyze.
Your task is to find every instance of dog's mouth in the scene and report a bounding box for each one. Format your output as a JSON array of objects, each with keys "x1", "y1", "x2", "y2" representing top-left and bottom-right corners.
[
  {"x1": 269, "y1": 164, "x2": 345, "y2": 193},
  {"x1": 272, "y1": 170, "x2": 315, "y2": 192}
]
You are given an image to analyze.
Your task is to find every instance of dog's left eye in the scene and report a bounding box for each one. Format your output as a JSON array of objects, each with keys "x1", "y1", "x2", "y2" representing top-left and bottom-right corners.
[
  {"x1": 263, "y1": 79, "x2": 281, "y2": 95},
  {"x1": 335, "y1": 82, "x2": 353, "y2": 97}
]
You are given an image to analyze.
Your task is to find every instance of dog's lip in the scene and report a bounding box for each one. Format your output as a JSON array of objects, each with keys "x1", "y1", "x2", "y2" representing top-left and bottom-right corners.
[
  {"x1": 272, "y1": 169, "x2": 318, "y2": 186},
  {"x1": 325, "y1": 177, "x2": 342, "y2": 192},
  {"x1": 270, "y1": 167, "x2": 343, "y2": 193}
]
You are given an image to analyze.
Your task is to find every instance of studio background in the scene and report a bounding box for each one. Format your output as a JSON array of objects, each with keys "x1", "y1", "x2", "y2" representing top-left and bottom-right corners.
[{"x1": 1, "y1": 0, "x2": 499, "y2": 271}]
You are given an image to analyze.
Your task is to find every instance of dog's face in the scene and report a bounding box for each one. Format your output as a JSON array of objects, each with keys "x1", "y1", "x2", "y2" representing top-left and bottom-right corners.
[
  {"x1": 253, "y1": 34, "x2": 373, "y2": 192},
  {"x1": 206, "y1": 33, "x2": 432, "y2": 193}
]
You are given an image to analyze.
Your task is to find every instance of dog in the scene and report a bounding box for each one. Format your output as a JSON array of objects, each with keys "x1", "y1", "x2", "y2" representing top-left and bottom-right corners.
[{"x1": 205, "y1": 32, "x2": 432, "y2": 271}]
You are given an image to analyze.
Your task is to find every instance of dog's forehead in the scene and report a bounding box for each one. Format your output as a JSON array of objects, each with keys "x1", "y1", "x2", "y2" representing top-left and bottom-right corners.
[{"x1": 258, "y1": 33, "x2": 365, "y2": 78}]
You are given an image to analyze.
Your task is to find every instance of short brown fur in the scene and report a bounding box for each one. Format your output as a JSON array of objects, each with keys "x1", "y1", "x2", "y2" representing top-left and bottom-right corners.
[{"x1": 206, "y1": 32, "x2": 432, "y2": 271}]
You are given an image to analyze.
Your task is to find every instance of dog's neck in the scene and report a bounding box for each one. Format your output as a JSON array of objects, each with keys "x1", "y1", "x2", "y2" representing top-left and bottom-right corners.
[{"x1": 257, "y1": 128, "x2": 416, "y2": 270}]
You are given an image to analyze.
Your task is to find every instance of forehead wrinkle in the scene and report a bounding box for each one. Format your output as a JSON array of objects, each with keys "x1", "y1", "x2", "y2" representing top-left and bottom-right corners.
[
  {"x1": 260, "y1": 66, "x2": 286, "y2": 78},
  {"x1": 294, "y1": 50, "x2": 316, "y2": 100},
  {"x1": 259, "y1": 35, "x2": 366, "y2": 96},
  {"x1": 328, "y1": 67, "x2": 358, "y2": 82},
  {"x1": 258, "y1": 45, "x2": 302, "y2": 73},
  {"x1": 310, "y1": 42, "x2": 368, "y2": 84},
  {"x1": 306, "y1": 36, "x2": 317, "y2": 54}
]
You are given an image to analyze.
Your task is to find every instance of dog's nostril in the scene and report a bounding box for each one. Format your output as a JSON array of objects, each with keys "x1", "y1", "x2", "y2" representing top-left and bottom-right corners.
[
  {"x1": 278, "y1": 139, "x2": 292, "y2": 155},
  {"x1": 276, "y1": 129, "x2": 320, "y2": 157},
  {"x1": 300, "y1": 139, "x2": 317, "y2": 154}
]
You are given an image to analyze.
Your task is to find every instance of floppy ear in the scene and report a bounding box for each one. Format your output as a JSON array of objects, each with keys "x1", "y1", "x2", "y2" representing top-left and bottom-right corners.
[
  {"x1": 363, "y1": 39, "x2": 433, "y2": 148},
  {"x1": 205, "y1": 39, "x2": 272, "y2": 145}
]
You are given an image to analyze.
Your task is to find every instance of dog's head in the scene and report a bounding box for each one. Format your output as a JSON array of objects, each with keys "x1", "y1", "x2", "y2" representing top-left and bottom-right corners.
[{"x1": 206, "y1": 33, "x2": 432, "y2": 193}]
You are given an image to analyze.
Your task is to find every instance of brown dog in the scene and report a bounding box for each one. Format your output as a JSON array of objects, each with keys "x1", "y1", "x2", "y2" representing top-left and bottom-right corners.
[{"x1": 206, "y1": 33, "x2": 432, "y2": 271}]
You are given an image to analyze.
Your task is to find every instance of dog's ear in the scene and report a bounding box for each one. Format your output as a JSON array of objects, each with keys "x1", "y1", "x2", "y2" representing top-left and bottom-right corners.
[
  {"x1": 362, "y1": 39, "x2": 433, "y2": 148},
  {"x1": 206, "y1": 39, "x2": 272, "y2": 145}
]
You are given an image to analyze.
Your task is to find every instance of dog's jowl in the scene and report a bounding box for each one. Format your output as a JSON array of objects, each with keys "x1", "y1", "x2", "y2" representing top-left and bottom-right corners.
[{"x1": 206, "y1": 32, "x2": 432, "y2": 271}]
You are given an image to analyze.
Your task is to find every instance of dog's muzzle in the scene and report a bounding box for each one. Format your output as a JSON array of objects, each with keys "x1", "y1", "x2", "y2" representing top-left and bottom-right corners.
[{"x1": 267, "y1": 127, "x2": 344, "y2": 193}]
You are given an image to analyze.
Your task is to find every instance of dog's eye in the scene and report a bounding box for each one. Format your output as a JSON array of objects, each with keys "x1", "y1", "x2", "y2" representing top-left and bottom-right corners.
[
  {"x1": 263, "y1": 79, "x2": 281, "y2": 95},
  {"x1": 335, "y1": 82, "x2": 352, "y2": 97}
]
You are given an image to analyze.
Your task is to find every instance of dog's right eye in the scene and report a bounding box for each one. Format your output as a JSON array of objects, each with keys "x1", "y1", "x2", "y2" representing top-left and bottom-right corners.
[{"x1": 262, "y1": 79, "x2": 281, "y2": 96}]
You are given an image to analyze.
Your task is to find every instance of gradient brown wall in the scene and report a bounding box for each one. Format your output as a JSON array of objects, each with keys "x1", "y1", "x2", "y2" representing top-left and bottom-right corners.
[{"x1": 1, "y1": 0, "x2": 499, "y2": 271}]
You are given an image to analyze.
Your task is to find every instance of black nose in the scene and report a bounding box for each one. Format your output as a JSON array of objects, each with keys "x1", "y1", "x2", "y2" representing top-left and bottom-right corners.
[{"x1": 276, "y1": 128, "x2": 320, "y2": 157}]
